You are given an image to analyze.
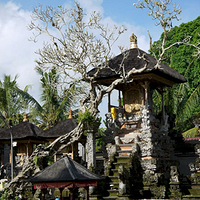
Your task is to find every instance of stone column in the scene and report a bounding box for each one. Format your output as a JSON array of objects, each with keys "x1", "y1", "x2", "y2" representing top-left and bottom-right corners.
[
  {"x1": 108, "y1": 92, "x2": 111, "y2": 112},
  {"x1": 86, "y1": 129, "x2": 96, "y2": 169},
  {"x1": 140, "y1": 81, "x2": 150, "y2": 109}
]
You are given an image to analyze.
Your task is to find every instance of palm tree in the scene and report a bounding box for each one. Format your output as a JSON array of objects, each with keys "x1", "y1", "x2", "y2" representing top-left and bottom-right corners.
[
  {"x1": 0, "y1": 75, "x2": 42, "y2": 128},
  {"x1": 32, "y1": 67, "x2": 81, "y2": 129},
  {"x1": 153, "y1": 61, "x2": 200, "y2": 133}
]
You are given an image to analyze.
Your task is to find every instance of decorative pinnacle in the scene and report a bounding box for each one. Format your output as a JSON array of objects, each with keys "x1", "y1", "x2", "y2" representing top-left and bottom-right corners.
[
  {"x1": 130, "y1": 33, "x2": 138, "y2": 49},
  {"x1": 23, "y1": 113, "x2": 29, "y2": 122},
  {"x1": 68, "y1": 109, "x2": 73, "y2": 119}
]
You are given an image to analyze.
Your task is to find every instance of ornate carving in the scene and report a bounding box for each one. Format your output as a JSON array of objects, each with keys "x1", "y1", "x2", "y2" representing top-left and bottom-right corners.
[
  {"x1": 104, "y1": 159, "x2": 112, "y2": 176},
  {"x1": 141, "y1": 159, "x2": 157, "y2": 171},
  {"x1": 104, "y1": 144, "x2": 117, "y2": 176},
  {"x1": 86, "y1": 130, "x2": 96, "y2": 169},
  {"x1": 106, "y1": 143, "x2": 117, "y2": 160},
  {"x1": 130, "y1": 33, "x2": 137, "y2": 43},
  {"x1": 143, "y1": 170, "x2": 160, "y2": 186},
  {"x1": 115, "y1": 110, "x2": 125, "y2": 127},
  {"x1": 169, "y1": 166, "x2": 182, "y2": 199},
  {"x1": 105, "y1": 112, "x2": 115, "y2": 129},
  {"x1": 189, "y1": 144, "x2": 200, "y2": 185},
  {"x1": 118, "y1": 166, "x2": 131, "y2": 195},
  {"x1": 150, "y1": 185, "x2": 166, "y2": 199},
  {"x1": 140, "y1": 106, "x2": 151, "y2": 132},
  {"x1": 170, "y1": 166, "x2": 179, "y2": 183},
  {"x1": 124, "y1": 87, "x2": 142, "y2": 113}
]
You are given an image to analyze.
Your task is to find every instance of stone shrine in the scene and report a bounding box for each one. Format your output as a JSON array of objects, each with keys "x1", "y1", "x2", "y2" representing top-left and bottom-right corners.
[{"x1": 89, "y1": 33, "x2": 187, "y2": 199}]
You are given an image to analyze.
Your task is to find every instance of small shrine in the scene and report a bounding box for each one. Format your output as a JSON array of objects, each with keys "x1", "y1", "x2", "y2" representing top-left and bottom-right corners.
[
  {"x1": 0, "y1": 114, "x2": 46, "y2": 177},
  {"x1": 89, "y1": 33, "x2": 187, "y2": 199},
  {"x1": 29, "y1": 155, "x2": 103, "y2": 200}
]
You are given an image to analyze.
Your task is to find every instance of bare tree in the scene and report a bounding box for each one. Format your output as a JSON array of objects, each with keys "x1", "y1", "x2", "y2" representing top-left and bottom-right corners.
[
  {"x1": 27, "y1": 2, "x2": 151, "y2": 153},
  {"x1": 6, "y1": 1, "x2": 199, "y2": 198},
  {"x1": 4, "y1": 2, "x2": 148, "y2": 198},
  {"x1": 134, "y1": 0, "x2": 200, "y2": 61},
  {"x1": 134, "y1": 0, "x2": 182, "y2": 63}
]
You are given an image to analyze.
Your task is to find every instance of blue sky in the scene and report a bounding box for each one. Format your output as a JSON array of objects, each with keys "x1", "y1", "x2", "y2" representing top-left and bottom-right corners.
[{"x1": 0, "y1": 0, "x2": 199, "y2": 120}]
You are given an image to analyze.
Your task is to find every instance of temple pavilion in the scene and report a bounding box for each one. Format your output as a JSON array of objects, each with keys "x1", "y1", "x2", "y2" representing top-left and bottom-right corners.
[{"x1": 88, "y1": 33, "x2": 187, "y2": 199}]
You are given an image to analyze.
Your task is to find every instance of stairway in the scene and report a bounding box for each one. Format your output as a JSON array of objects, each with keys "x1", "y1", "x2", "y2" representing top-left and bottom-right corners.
[
  {"x1": 101, "y1": 119, "x2": 142, "y2": 200},
  {"x1": 103, "y1": 150, "x2": 133, "y2": 200}
]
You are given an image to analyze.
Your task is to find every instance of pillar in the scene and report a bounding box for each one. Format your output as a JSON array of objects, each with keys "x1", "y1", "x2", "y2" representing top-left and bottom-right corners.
[
  {"x1": 41, "y1": 188, "x2": 47, "y2": 200},
  {"x1": 86, "y1": 186, "x2": 89, "y2": 200},
  {"x1": 140, "y1": 81, "x2": 150, "y2": 109},
  {"x1": 86, "y1": 129, "x2": 96, "y2": 169},
  {"x1": 59, "y1": 188, "x2": 64, "y2": 200},
  {"x1": 118, "y1": 90, "x2": 121, "y2": 107},
  {"x1": 161, "y1": 91, "x2": 165, "y2": 125},
  {"x1": 108, "y1": 92, "x2": 111, "y2": 112}
]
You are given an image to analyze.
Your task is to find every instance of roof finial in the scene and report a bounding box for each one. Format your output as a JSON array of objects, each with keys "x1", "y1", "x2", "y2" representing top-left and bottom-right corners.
[
  {"x1": 68, "y1": 109, "x2": 73, "y2": 119},
  {"x1": 130, "y1": 33, "x2": 138, "y2": 49},
  {"x1": 23, "y1": 113, "x2": 29, "y2": 122}
]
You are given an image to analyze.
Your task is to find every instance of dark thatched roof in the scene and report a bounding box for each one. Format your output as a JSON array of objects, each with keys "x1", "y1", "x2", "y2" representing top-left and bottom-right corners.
[
  {"x1": 88, "y1": 48, "x2": 187, "y2": 86},
  {"x1": 0, "y1": 121, "x2": 44, "y2": 141},
  {"x1": 0, "y1": 119, "x2": 77, "y2": 141},
  {"x1": 43, "y1": 118, "x2": 77, "y2": 138},
  {"x1": 0, "y1": 128, "x2": 8, "y2": 138},
  {"x1": 29, "y1": 155, "x2": 103, "y2": 183}
]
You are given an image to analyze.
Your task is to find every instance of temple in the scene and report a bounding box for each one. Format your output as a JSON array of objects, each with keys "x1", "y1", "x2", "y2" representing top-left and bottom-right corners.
[
  {"x1": 88, "y1": 33, "x2": 199, "y2": 199},
  {"x1": 1, "y1": 34, "x2": 200, "y2": 199}
]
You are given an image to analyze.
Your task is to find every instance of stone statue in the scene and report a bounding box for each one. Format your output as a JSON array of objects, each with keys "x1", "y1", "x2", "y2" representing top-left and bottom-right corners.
[
  {"x1": 106, "y1": 143, "x2": 117, "y2": 159},
  {"x1": 118, "y1": 166, "x2": 130, "y2": 195},
  {"x1": 105, "y1": 112, "x2": 115, "y2": 129},
  {"x1": 115, "y1": 111, "x2": 124, "y2": 127},
  {"x1": 170, "y1": 166, "x2": 179, "y2": 183},
  {"x1": 118, "y1": 166, "x2": 127, "y2": 195}
]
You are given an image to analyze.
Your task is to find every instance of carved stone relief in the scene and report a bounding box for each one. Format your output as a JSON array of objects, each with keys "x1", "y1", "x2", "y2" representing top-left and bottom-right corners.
[
  {"x1": 124, "y1": 87, "x2": 143, "y2": 113},
  {"x1": 86, "y1": 130, "x2": 96, "y2": 169}
]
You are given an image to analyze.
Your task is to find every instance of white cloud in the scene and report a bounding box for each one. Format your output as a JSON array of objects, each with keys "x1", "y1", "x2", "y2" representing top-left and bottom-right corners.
[
  {"x1": 0, "y1": 2, "x2": 44, "y2": 102},
  {"x1": 77, "y1": 0, "x2": 104, "y2": 14},
  {"x1": 0, "y1": 0, "x2": 150, "y2": 122}
]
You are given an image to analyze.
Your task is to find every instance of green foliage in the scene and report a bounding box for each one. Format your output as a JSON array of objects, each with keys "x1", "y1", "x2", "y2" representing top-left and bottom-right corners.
[
  {"x1": 77, "y1": 109, "x2": 96, "y2": 127},
  {"x1": 0, "y1": 75, "x2": 41, "y2": 127},
  {"x1": 151, "y1": 16, "x2": 200, "y2": 133},
  {"x1": 0, "y1": 190, "x2": 8, "y2": 199},
  {"x1": 152, "y1": 16, "x2": 200, "y2": 90},
  {"x1": 182, "y1": 127, "x2": 199, "y2": 138},
  {"x1": 32, "y1": 67, "x2": 82, "y2": 129},
  {"x1": 96, "y1": 127, "x2": 105, "y2": 151},
  {"x1": 33, "y1": 156, "x2": 39, "y2": 166},
  {"x1": 47, "y1": 157, "x2": 54, "y2": 166},
  {"x1": 153, "y1": 82, "x2": 200, "y2": 132}
]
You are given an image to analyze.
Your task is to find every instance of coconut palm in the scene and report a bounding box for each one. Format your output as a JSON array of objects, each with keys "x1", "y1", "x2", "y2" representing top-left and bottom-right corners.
[
  {"x1": 153, "y1": 64, "x2": 200, "y2": 133},
  {"x1": 0, "y1": 75, "x2": 42, "y2": 128},
  {"x1": 32, "y1": 67, "x2": 82, "y2": 129}
]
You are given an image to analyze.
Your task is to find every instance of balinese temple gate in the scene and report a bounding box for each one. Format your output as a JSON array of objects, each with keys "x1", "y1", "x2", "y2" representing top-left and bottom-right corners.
[{"x1": 89, "y1": 33, "x2": 187, "y2": 199}]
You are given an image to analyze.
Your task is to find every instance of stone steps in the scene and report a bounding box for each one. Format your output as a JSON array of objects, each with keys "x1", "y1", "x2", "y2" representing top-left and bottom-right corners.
[
  {"x1": 107, "y1": 189, "x2": 118, "y2": 196},
  {"x1": 113, "y1": 162, "x2": 131, "y2": 170},
  {"x1": 109, "y1": 175, "x2": 119, "y2": 183},
  {"x1": 118, "y1": 144, "x2": 133, "y2": 151},
  {"x1": 103, "y1": 153, "x2": 134, "y2": 199},
  {"x1": 115, "y1": 155, "x2": 131, "y2": 162},
  {"x1": 109, "y1": 182, "x2": 119, "y2": 189},
  {"x1": 111, "y1": 169, "x2": 118, "y2": 176},
  {"x1": 102, "y1": 136, "x2": 136, "y2": 199},
  {"x1": 117, "y1": 150, "x2": 132, "y2": 157},
  {"x1": 103, "y1": 196, "x2": 118, "y2": 200}
]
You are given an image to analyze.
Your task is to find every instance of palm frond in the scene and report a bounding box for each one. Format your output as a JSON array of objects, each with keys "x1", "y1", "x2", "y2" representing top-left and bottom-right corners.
[{"x1": 178, "y1": 84, "x2": 200, "y2": 121}]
